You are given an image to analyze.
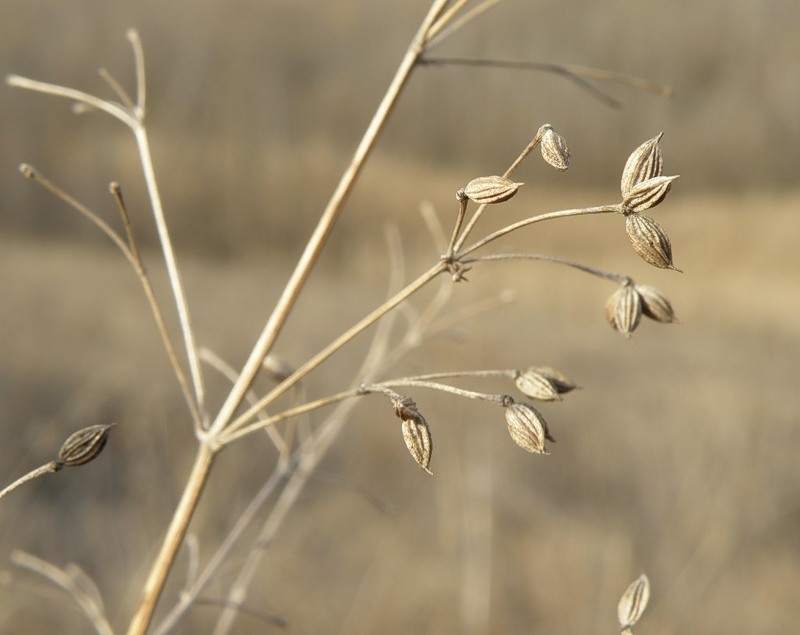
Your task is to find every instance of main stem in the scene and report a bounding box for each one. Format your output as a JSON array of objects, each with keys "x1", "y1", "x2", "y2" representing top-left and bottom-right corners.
[
  {"x1": 126, "y1": 444, "x2": 215, "y2": 635},
  {"x1": 207, "y1": 0, "x2": 450, "y2": 438}
]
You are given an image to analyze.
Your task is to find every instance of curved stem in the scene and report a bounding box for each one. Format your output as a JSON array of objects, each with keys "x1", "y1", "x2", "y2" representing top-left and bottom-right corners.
[
  {"x1": 0, "y1": 462, "x2": 61, "y2": 502},
  {"x1": 458, "y1": 203, "x2": 623, "y2": 258},
  {"x1": 462, "y1": 252, "x2": 630, "y2": 284}
]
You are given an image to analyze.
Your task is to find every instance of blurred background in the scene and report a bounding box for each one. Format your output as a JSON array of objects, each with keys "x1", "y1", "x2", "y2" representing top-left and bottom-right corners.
[{"x1": 1, "y1": 1, "x2": 798, "y2": 633}]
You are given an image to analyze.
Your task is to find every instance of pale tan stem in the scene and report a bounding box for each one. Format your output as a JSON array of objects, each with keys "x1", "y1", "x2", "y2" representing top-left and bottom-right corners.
[
  {"x1": 133, "y1": 126, "x2": 206, "y2": 422},
  {"x1": 458, "y1": 204, "x2": 623, "y2": 258},
  {"x1": 207, "y1": 0, "x2": 452, "y2": 439},
  {"x1": 126, "y1": 444, "x2": 216, "y2": 635},
  {"x1": 0, "y1": 462, "x2": 60, "y2": 501}
]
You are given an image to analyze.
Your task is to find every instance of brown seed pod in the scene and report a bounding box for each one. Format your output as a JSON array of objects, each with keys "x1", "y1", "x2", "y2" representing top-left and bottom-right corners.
[
  {"x1": 621, "y1": 133, "x2": 664, "y2": 199},
  {"x1": 618, "y1": 574, "x2": 651, "y2": 629},
  {"x1": 625, "y1": 213, "x2": 680, "y2": 271},
  {"x1": 605, "y1": 284, "x2": 642, "y2": 337},
  {"x1": 636, "y1": 284, "x2": 678, "y2": 324},
  {"x1": 540, "y1": 125, "x2": 571, "y2": 171},
  {"x1": 462, "y1": 175, "x2": 523, "y2": 205},
  {"x1": 504, "y1": 401, "x2": 549, "y2": 454},
  {"x1": 57, "y1": 423, "x2": 116, "y2": 467},
  {"x1": 528, "y1": 366, "x2": 577, "y2": 395}
]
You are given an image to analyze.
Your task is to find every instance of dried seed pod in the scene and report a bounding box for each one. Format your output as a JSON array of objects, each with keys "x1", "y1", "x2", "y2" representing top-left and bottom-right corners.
[
  {"x1": 625, "y1": 213, "x2": 680, "y2": 271},
  {"x1": 515, "y1": 369, "x2": 560, "y2": 401},
  {"x1": 529, "y1": 366, "x2": 577, "y2": 395},
  {"x1": 462, "y1": 176, "x2": 523, "y2": 205},
  {"x1": 623, "y1": 175, "x2": 679, "y2": 213},
  {"x1": 57, "y1": 423, "x2": 116, "y2": 467},
  {"x1": 401, "y1": 415, "x2": 433, "y2": 475},
  {"x1": 540, "y1": 125, "x2": 570, "y2": 171},
  {"x1": 618, "y1": 574, "x2": 650, "y2": 629},
  {"x1": 605, "y1": 284, "x2": 642, "y2": 337},
  {"x1": 636, "y1": 284, "x2": 678, "y2": 324},
  {"x1": 621, "y1": 133, "x2": 664, "y2": 199},
  {"x1": 515, "y1": 367, "x2": 575, "y2": 401},
  {"x1": 504, "y1": 401, "x2": 549, "y2": 454}
]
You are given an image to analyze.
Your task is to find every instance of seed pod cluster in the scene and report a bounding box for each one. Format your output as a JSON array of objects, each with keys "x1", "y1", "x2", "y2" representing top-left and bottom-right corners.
[
  {"x1": 605, "y1": 283, "x2": 677, "y2": 337},
  {"x1": 619, "y1": 134, "x2": 681, "y2": 270}
]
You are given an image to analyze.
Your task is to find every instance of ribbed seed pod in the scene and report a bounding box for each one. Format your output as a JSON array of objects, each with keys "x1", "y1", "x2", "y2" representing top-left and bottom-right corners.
[
  {"x1": 391, "y1": 395, "x2": 433, "y2": 474},
  {"x1": 540, "y1": 125, "x2": 571, "y2": 171},
  {"x1": 623, "y1": 175, "x2": 680, "y2": 213},
  {"x1": 605, "y1": 285, "x2": 642, "y2": 337},
  {"x1": 515, "y1": 368, "x2": 561, "y2": 401},
  {"x1": 504, "y1": 401, "x2": 549, "y2": 454},
  {"x1": 636, "y1": 284, "x2": 678, "y2": 323},
  {"x1": 57, "y1": 423, "x2": 116, "y2": 467},
  {"x1": 618, "y1": 574, "x2": 651, "y2": 630},
  {"x1": 625, "y1": 213, "x2": 680, "y2": 271},
  {"x1": 400, "y1": 415, "x2": 433, "y2": 475},
  {"x1": 462, "y1": 175, "x2": 523, "y2": 204},
  {"x1": 529, "y1": 366, "x2": 577, "y2": 395},
  {"x1": 621, "y1": 133, "x2": 664, "y2": 199}
]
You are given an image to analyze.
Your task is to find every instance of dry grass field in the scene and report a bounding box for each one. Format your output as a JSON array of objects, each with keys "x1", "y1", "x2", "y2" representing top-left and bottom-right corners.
[{"x1": 1, "y1": 1, "x2": 799, "y2": 634}]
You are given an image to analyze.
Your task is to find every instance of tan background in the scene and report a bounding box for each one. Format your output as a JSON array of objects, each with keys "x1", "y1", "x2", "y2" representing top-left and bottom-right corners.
[{"x1": 1, "y1": 1, "x2": 799, "y2": 633}]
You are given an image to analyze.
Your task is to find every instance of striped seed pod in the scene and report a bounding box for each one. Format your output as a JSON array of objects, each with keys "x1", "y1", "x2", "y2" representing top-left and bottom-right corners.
[
  {"x1": 57, "y1": 423, "x2": 116, "y2": 468},
  {"x1": 462, "y1": 175, "x2": 523, "y2": 205}
]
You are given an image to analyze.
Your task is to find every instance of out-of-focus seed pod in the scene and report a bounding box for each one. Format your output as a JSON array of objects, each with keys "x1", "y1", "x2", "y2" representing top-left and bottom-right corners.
[
  {"x1": 401, "y1": 415, "x2": 433, "y2": 475},
  {"x1": 504, "y1": 401, "x2": 549, "y2": 454},
  {"x1": 636, "y1": 284, "x2": 678, "y2": 324},
  {"x1": 529, "y1": 366, "x2": 577, "y2": 395},
  {"x1": 540, "y1": 125, "x2": 570, "y2": 171},
  {"x1": 462, "y1": 175, "x2": 523, "y2": 205},
  {"x1": 605, "y1": 284, "x2": 642, "y2": 337},
  {"x1": 623, "y1": 175, "x2": 679, "y2": 213},
  {"x1": 621, "y1": 133, "x2": 664, "y2": 199},
  {"x1": 625, "y1": 213, "x2": 680, "y2": 271},
  {"x1": 515, "y1": 366, "x2": 575, "y2": 401},
  {"x1": 57, "y1": 423, "x2": 116, "y2": 467},
  {"x1": 618, "y1": 574, "x2": 651, "y2": 630}
]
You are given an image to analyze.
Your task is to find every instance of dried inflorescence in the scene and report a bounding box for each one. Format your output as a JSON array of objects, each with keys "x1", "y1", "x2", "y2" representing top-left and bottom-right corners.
[
  {"x1": 605, "y1": 282, "x2": 677, "y2": 337},
  {"x1": 619, "y1": 134, "x2": 680, "y2": 270}
]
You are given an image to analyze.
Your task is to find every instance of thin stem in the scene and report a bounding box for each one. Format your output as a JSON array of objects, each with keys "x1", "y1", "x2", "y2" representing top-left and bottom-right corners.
[
  {"x1": 427, "y1": 0, "x2": 505, "y2": 49},
  {"x1": 0, "y1": 462, "x2": 61, "y2": 502},
  {"x1": 5, "y1": 75, "x2": 137, "y2": 128},
  {"x1": 207, "y1": 0, "x2": 452, "y2": 439},
  {"x1": 133, "y1": 126, "x2": 207, "y2": 423},
  {"x1": 362, "y1": 380, "x2": 506, "y2": 404},
  {"x1": 11, "y1": 551, "x2": 114, "y2": 635},
  {"x1": 446, "y1": 197, "x2": 469, "y2": 259},
  {"x1": 126, "y1": 443, "x2": 216, "y2": 635},
  {"x1": 110, "y1": 183, "x2": 203, "y2": 430},
  {"x1": 461, "y1": 252, "x2": 631, "y2": 284},
  {"x1": 127, "y1": 29, "x2": 147, "y2": 119},
  {"x1": 458, "y1": 203, "x2": 624, "y2": 258}
]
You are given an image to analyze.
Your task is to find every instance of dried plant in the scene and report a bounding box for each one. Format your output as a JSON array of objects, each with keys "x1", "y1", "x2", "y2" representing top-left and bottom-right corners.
[{"x1": 3, "y1": 1, "x2": 680, "y2": 633}]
